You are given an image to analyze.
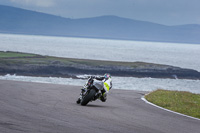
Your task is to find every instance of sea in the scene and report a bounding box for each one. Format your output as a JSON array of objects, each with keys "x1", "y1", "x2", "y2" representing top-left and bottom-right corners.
[{"x1": 0, "y1": 33, "x2": 200, "y2": 93}]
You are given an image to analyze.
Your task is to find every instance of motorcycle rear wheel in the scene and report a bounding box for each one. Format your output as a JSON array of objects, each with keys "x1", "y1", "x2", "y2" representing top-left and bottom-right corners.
[{"x1": 81, "y1": 89, "x2": 96, "y2": 106}]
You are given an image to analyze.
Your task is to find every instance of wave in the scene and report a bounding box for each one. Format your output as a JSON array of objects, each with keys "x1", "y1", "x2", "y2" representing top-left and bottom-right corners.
[{"x1": 0, "y1": 74, "x2": 200, "y2": 94}]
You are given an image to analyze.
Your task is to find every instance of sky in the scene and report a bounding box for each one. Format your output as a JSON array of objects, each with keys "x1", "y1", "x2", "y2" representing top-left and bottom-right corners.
[{"x1": 0, "y1": 0, "x2": 200, "y2": 25}]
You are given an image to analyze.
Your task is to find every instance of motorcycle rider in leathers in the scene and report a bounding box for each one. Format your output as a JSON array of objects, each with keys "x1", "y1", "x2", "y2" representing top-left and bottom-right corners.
[{"x1": 77, "y1": 73, "x2": 112, "y2": 104}]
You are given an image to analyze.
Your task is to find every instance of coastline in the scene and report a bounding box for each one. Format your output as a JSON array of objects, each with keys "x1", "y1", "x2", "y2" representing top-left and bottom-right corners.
[{"x1": 1, "y1": 51, "x2": 200, "y2": 80}]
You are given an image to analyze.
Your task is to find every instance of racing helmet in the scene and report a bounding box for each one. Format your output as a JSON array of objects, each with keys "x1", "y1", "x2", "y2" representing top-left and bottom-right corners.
[{"x1": 104, "y1": 73, "x2": 111, "y2": 79}]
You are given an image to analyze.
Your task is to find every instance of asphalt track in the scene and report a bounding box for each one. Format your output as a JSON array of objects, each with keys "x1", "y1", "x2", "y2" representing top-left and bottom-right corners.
[{"x1": 0, "y1": 80, "x2": 199, "y2": 133}]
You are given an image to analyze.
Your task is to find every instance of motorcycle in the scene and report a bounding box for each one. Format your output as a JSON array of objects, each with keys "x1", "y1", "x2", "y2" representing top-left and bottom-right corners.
[{"x1": 76, "y1": 77, "x2": 106, "y2": 106}]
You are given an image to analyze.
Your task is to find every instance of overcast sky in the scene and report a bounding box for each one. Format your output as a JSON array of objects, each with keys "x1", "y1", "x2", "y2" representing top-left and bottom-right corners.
[{"x1": 1, "y1": 0, "x2": 200, "y2": 25}]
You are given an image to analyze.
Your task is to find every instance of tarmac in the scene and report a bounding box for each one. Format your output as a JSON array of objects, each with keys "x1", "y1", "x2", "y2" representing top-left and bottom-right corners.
[{"x1": 0, "y1": 80, "x2": 199, "y2": 133}]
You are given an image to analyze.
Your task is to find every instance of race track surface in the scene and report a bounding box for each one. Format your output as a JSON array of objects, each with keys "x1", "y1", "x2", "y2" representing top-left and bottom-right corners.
[{"x1": 0, "y1": 80, "x2": 199, "y2": 133}]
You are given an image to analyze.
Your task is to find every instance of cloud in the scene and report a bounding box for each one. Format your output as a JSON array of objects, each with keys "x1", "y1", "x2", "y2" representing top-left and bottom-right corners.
[{"x1": 10, "y1": 0, "x2": 55, "y2": 7}]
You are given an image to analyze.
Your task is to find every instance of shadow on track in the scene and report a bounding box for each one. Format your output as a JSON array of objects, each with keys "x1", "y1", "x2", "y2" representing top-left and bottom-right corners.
[{"x1": 76, "y1": 103, "x2": 108, "y2": 108}]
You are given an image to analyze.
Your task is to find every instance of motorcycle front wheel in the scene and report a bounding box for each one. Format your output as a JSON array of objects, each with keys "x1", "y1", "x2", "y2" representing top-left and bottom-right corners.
[{"x1": 81, "y1": 89, "x2": 96, "y2": 106}]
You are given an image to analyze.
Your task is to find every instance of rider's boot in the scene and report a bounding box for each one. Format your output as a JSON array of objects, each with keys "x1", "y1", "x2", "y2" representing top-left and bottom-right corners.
[
  {"x1": 100, "y1": 93, "x2": 107, "y2": 102},
  {"x1": 76, "y1": 97, "x2": 81, "y2": 104},
  {"x1": 76, "y1": 88, "x2": 86, "y2": 104}
]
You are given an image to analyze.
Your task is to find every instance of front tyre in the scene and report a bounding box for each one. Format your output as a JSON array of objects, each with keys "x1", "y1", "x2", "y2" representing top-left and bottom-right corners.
[{"x1": 81, "y1": 89, "x2": 96, "y2": 106}]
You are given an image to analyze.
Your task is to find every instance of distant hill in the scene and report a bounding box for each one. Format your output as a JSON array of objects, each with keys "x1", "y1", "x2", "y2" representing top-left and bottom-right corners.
[{"x1": 0, "y1": 5, "x2": 200, "y2": 44}]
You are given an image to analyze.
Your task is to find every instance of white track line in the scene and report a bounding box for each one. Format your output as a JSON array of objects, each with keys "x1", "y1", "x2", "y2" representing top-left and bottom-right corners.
[{"x1": 141, "y1": 96, "x2": 200, "y2": 121}]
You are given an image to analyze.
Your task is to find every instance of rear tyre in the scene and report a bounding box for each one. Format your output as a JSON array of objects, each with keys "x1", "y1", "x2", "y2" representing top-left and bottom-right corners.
[{"x1": 81, "y1": 89, "x2": 96, "y2": 106}]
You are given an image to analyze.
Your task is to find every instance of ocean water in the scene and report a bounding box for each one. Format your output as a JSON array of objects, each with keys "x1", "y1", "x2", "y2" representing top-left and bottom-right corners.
[
  {"x1": 1, "y1": 33, "x2": 200, "y2": 71},
  {"x1": 0, "y1": 74, "x2": 200, "y2": 94},
  {"x1": 0, "y1": 33, "x2": 200, "y2": 93}
]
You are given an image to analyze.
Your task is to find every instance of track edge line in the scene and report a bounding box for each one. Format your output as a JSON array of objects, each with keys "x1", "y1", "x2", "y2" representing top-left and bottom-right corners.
[{"x1": 141, "y1": 96, "x2": 200, "y2": 121}]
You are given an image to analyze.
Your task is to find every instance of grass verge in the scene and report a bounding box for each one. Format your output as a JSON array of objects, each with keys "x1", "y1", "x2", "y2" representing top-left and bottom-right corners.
[
  {"x1": 0, "y1": 51, "x2": 36, "y2": 58},
  {"x1": 145, "y1": 89, "x2": 200, "y2": 119},
  {"x1": 0, "y1": 51, "x2": 168, "y2": 68}
]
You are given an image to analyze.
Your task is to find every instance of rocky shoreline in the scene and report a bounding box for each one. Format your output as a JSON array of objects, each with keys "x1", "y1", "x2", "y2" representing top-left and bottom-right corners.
[
  {"x1": 0, "y1": 51, "x2": 200, "y2": 79},
  {"x1": 1, "y1": 66, "x2": 200, "y2": 79}
]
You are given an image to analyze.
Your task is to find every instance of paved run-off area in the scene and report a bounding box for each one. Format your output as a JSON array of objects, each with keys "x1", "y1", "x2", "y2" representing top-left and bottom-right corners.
[{"x1": 0, "y1": 80, "x2": 199, "y2": 133}]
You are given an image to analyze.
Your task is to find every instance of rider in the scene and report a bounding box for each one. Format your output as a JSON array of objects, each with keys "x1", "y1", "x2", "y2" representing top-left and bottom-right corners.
[{"x1": 77, "y1": 73, "x2": 112, "y2": 104}]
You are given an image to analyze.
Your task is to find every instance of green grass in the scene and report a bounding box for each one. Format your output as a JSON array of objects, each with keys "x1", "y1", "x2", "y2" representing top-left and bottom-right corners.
[
  {"x1": 0, "y1": 50, "x2": 177, "y2": 77},
  {"x1": 145, "y1": 89, "x2": 200, "y2": 119},
  {"x1": 0, "y1": 51, "x2": 161, "y2": 68},
  {"x1": 0, "y1": 51, "x2": 36, "y2": 58}
]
